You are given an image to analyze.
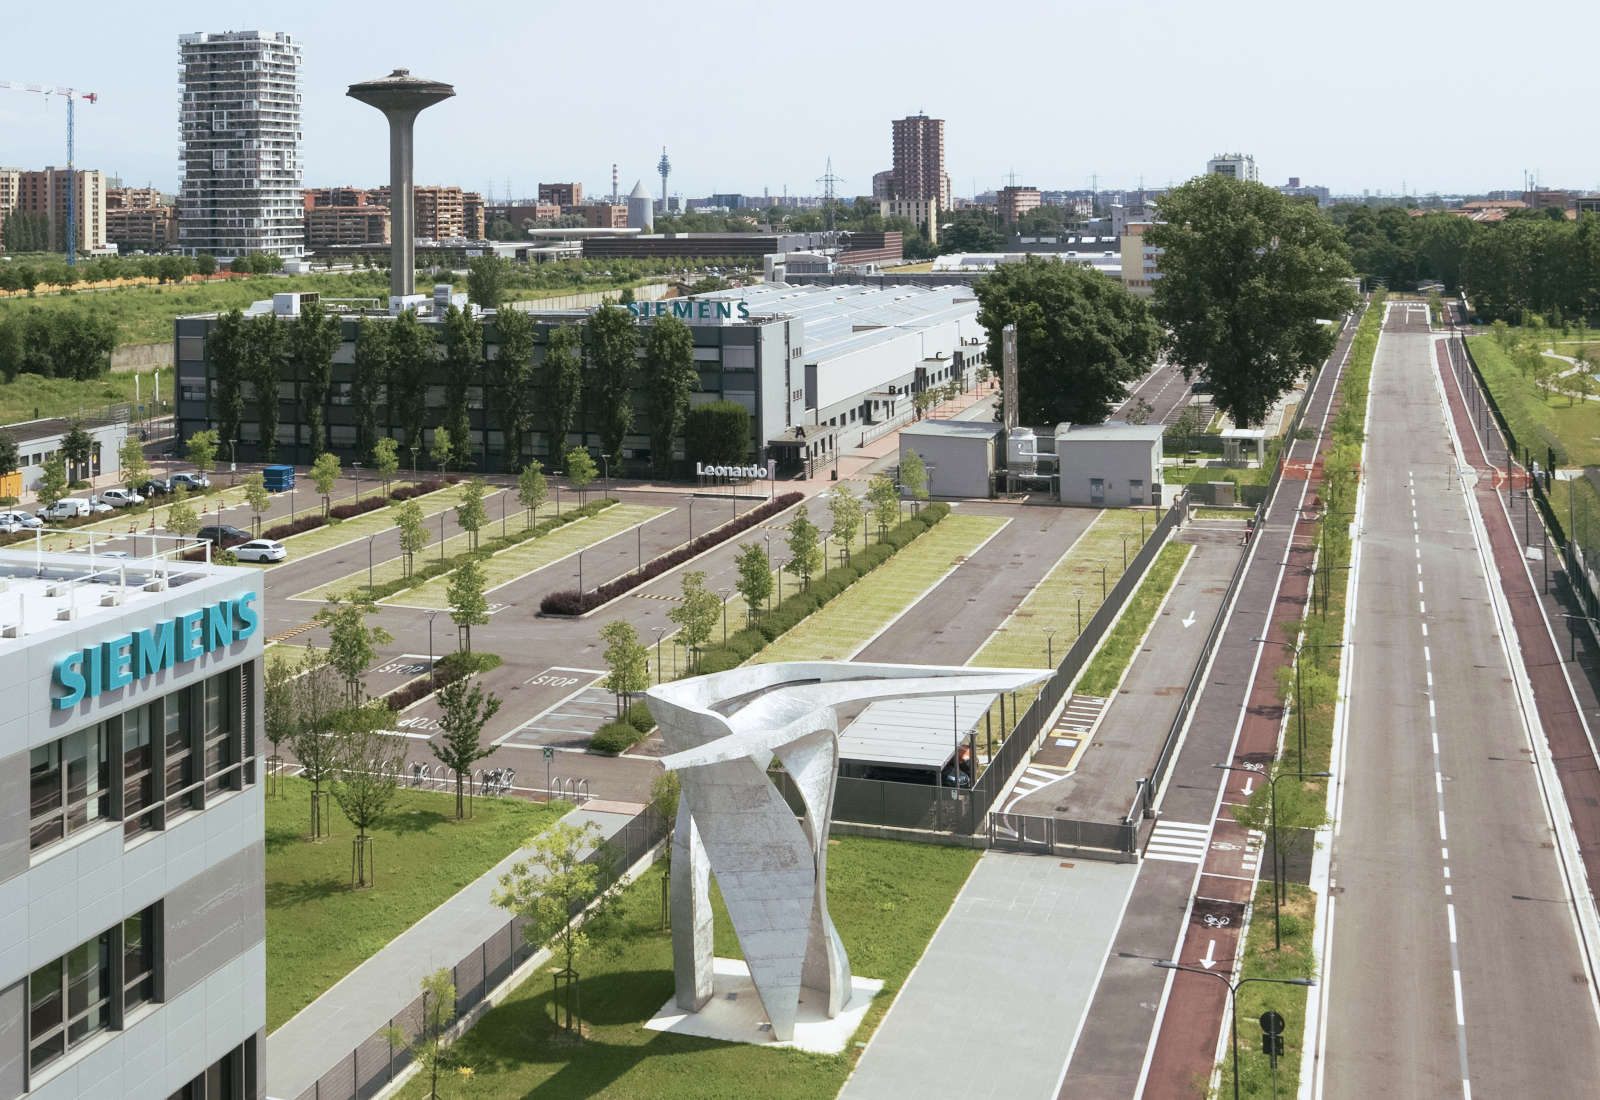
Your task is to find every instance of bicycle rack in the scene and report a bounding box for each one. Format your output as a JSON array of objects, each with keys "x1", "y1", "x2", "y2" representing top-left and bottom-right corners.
[{"x1": 575, "y1": 778, "x2": 590, "y2": 804}]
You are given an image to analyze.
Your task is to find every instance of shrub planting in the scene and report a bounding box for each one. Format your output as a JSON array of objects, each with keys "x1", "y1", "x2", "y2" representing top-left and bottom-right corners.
[
  {"x1": 540, "y1": 492, "x2": 803, "y2": 615},
  {"x1": 378, "y1": 650, "x2": 503, "y2": 712},
  {"x1": 259, "y1": 478, "x2": 446, "y2": 541},
  {"x1": 625, "y1": 700, "x2": 656, "y2": 733},
  {"x1": 591, "y1": 721, "x2": 644, "y2": 757}
]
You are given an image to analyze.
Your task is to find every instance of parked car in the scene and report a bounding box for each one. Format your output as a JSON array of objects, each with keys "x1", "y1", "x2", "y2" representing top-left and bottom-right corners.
[
  {"x1": 0, "y1": 511, "x2": 44, "y2": 531},
  {"x1": 195, "y1": 524, "x2": 250, "y2": 548},
  {"x1": 99, "y1": 488, "x2": 145, "y2": 508},
  {"x1": 170, "y1": 472, "x2": 212, "y2": 491},
  {"x1": 37, "y1": 499, "x2": 94, "y2": 521},
  {"x1": 139, "y1": 478, "x2": 172, "y2": 497},
  {"x1": 232, "y1": 539, "x2": 287, "y2": 563}
]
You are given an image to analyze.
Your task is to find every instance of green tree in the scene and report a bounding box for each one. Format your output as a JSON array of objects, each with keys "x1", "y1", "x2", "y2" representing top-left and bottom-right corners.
[
  {"x1": 684, "y1": 401, "x2": 751, "y2": 466},
  {"x1": 263, "y1": 647, "x2": 300, "y2": 773},
  {"x1": 566, "y1": 447, "x2": 597, "y2": 505},
  {"x1": 784, "y1": 506, "x2": 823, "y2": 588},
  {"x1": 643, "y1": 313, "x2": 698, "y2": 477},
  {"x1": 117, "y1": 434, "x2": 150, "y2": 493},
  {"x1": 974, "y1": 257, "x2": 1162, "y2": 426},
  {"x1": 352, "y1": 318, "x2": 390, "y2": 464},
  {"x1": 285, "y1": 656, "x2": 345, "y2": 838},
  {"x1": 431, "y1": 675, "x2": 503, "y2": 818},
  {"x1": 164, "y1": 483, "x2": 201, "y2": 537},
  {"x1": 195, "y1": 253, "x2": 218, "y2": 277},
  {"x1": 467, "y1": 256, "x2": 508, "y2": 311},
  {"x1": 867, "y1": 475, "x2": 899, "y2": 537},
  {"x1": 186, "y1": 429, "x2": 219, "y2": 479},
  {"x1": 429, "y1": 425, "x2": 453, "y2": 474},
  {"x1": 328, "y1": 702, "x2": 404, "y2": 886},
  {"x1": 372, "y1": 437, "x2": 399, "y2": 496},
  {"x1": 1149, "y1": 176, "x2": 1358, "y2": 427},
  {"x1": 243, "y1": 472, "x2": 271, "y2": 537},
  {"x1": 37, "y1": 453, "x2": 69, "y2": 509},
  {"x1": 208, "y1": 311, "x2": 248, "y2": 459},
  {"x1": 517, "y1": 459, "x2": 548, "y2": 528},
  {"x1": 492, "y1": 306, "x2": 538, "y2": 471},
  {"x1": 388, "y1": 310, "x2": 436, "y2": 465},
  {"x1": 828, "y1": 485, "x2": 863, "y2": 563},
  {"x1": 667, "y1": 570, "x2": 720, "y2": 671},
  {"x1": 455, "y1": 478, "x2": 487, "y2": 550},
  {"x1": 540, "y1": 324, "x2": 584, "y2": 463},
  {"x1": 735, "y1": 542, "x2": 772, "y2": 621},
  {"x1": 381, "y1": 970, "x2": 461, "y2": 1100},
  {"x1": 291, "y1": 299, "x2": 343, "y2": 459},
  {"x1": 441, "y1": 305, "x2": 478, "y2": 469},
  {"x1": 900, "y1": 449, "x2": 929, "y2": 509},
  {"x1": 246, "y1": 312, "x2": 285, "y2": 460},
  {"x1": 492, "y1": 820, "x2": 623, "y2": 1035},
  {"x1": 587, "y1": 303, "x2": 638, "y2": 458},
  {"x1": 447, "y1": 557, "x2": 490, "y2": 653},
  {"x1": 316, "y1": 596, "x2": 392, "y2": 700},
  {"x1": 392, "y1": 498, "x2": 428, "y2": 577},
  {"x1": 311, "y1": 452, "x2": 341, "y2": 518},
  {"x1": 0, "y1": 432, "x2": 19, "y2": 481},
  {"x1": 600, "y1": 620, "x2": 650, "y2": 714},
  {"x1": 60, "y1": 420, "x2": 94, "y2": 482}
]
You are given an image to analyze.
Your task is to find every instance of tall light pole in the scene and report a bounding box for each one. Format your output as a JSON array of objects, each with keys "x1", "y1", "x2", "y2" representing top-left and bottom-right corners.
[
  {"x1": 719, "y1": 587, "x2": 730, "y2": 644},
  {"x1": 653, "y1": 626, "x2": 668, "y2": 684},
  {"x1": 366, "y1": 533, "x2": 378, "y2": 592},
  {"x1": 1214, "y1": 764, "x2": 1332, "y2": 950},
  {"x1": 764, "y1": 534, "x2": 773, "y2": 612},
  {"x1": 1151, "y1": 960, "x2": 1314, "y2": 1100},
  {"x1": 425, "y1": 610, "x2": 440, "y2": 684},
  {"x1": 352, "y1": 461, "x2": 361, "y2": 503},
  {"x1": 1043, "y1": 626, "x2": 1058, "y2": 669}
]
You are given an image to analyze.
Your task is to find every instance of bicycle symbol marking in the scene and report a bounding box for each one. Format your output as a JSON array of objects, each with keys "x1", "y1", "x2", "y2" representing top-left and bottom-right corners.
[
  {"x1": 1211, "y1": 841, "x2": 1242, "y2": 852},
  {"x1": 1240, "y1": 761, "x2": 1267, "y2": 773},
  {"x1": 1202, "y1": 914, "x2": 1231, "y2": 928}
]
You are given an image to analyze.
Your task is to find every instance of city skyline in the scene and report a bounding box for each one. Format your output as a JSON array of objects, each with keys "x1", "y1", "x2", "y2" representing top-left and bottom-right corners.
[{"x1": 4, "y1": 0, "x2": 1596, "y2": 203}]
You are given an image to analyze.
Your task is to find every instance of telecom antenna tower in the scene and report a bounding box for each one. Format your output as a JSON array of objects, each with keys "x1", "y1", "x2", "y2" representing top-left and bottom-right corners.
[{"x1": 658, "y1": 147, "x2": 671, "y2": 205}]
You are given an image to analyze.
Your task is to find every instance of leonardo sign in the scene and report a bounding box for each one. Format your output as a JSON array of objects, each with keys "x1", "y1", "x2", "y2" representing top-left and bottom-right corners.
[
  {"x1": 52, "y1": 592, "x2": 260, "y2": 709},
  {"x1": 695, "y1": 460, "x2": 773, "y2": 480}
]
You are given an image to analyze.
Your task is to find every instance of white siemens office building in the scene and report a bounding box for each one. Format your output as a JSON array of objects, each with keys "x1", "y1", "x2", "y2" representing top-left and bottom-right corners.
[{"x1": 0, "y1": 546, "x2": 266, "y2": 1098}]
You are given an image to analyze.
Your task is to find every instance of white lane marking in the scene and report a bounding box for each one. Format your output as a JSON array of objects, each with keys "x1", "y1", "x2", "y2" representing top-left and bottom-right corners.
[
  {"x1": 1448, "y1": 903, "x2": 1458, "y2": 943},
  {"x1": 1422, "y1": 623, "x2": 1429, "y2": 637},
  {"x1": 1452, "y1": 969, "x2": 1468, "y2": 1028}
]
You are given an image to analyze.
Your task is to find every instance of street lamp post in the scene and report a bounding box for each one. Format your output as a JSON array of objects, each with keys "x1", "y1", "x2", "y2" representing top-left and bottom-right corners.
[
  {"x1": 1151, "y1": 960, "x2": 1315, "y2": 1100},
  {"x1": 440, "y1": 510, "x2": 446, "y2": 563},
  {"x1": 501, "y1": 490, "x2": 506, "y2": 537},
  {"x1": 719, "y1": 587, "x2": 730, "y2": 644},
  {"x1": 352, "y1": 461, "x2": 361, "y2": 503},
  {"x1": 1214, "y1": 764, "x2": 1332, "y2": 950},
  {"x1": 1252, "y1": 637, "x2": 1344, "y2": 765},
  {"x1": 366, "y1": 533, "x2": 378, "y2": 592},
  {"x1": 1120, "y1": 533, "x2": 1133, "y2": 571},
  {"x1": 764, "y1": 534, "x2": 773, "y2": 612},
  {"x1": 599, "y1": 453, "x2": 609, "y2": 498},
  {"x1": 688, "y1": 495, "x2": 694, "y2": 543},
  {"x1": 577, "y1": 549, "x2": 584, "y2": 600},
  {"x1": 425, "y1": 610, "x2": 440, "y2": 684},
  {"x1": 1043, "y1": 626, "x2": 1058, "y2": 669},
  {"x1": 653, "y1": 626, "x2": 667, "y2": 684}
]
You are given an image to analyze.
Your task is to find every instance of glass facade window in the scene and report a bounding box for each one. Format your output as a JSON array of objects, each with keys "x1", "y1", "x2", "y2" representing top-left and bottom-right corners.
[
  {"x1": 164, "y1": 691, "x2": 198, "y2": 819},
  {"x1": 29, "y1": 931, "x2": 112, "y2": 1072},
  {"x1": 30, "y1": 724, "x2": 110, "y2": 850},
  {"x1": 124, "y1": 705, "x2": 157, "y2": 839},
  {"x1": 123, "y1": 908, "x2": 157, "y2": 1012},
  {"x1": 203, "y1": 671, "x2": 238, "y2": 797}
]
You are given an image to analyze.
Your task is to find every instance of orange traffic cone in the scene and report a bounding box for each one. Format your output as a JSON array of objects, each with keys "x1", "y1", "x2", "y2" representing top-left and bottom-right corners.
[{"x1": 67, "y1": 538, "x2": 73, "y2": 551}]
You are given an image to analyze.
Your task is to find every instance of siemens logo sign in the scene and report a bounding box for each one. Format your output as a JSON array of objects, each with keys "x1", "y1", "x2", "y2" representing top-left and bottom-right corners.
[
  {"x1": 627, "y1": 300, "x2": 752, "y2": 321},
  {"x1": 696, "y1": 461, "x2": 774, "y2": 480},
  {"x1": 52, "y1": 592, "x2": 260, "y2": 710}
]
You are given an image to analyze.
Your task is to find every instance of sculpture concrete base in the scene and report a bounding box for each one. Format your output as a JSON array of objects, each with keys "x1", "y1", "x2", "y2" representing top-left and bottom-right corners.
[{"x1": 645, "y1": 957, "x2": 883, "y2": 1053}]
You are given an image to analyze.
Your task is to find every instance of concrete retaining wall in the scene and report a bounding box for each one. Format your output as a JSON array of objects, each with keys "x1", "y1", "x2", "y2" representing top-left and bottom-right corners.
[{"x1": 110, "y1": 341, "x2": 173, "y2": 373}]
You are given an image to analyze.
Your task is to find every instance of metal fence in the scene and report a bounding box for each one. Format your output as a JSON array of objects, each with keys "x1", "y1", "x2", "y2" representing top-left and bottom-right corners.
[{"x1": 294, "y1": 807, "x2": 667, "y2": 1100}]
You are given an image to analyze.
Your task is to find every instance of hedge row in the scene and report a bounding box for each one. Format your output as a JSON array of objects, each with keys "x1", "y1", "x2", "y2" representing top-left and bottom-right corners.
[
  {"x1": 261, "y1": 477, "x2": 455, "y2": 542},
  {"x1": 540, "y1": 491, "x2": 804, "y2": 615},
  {"x1": 591, "y1": 721, "x2": 645, "y2": 756},
  {"x1": 378, "y1": 650, "x2": 503, "y2": 713},
  {"x1": 347, "y1": 498, "x2": 618, "y2": 603},
  {"x1": 695, "y1": 502, "x2": 950, "y2": 674}
]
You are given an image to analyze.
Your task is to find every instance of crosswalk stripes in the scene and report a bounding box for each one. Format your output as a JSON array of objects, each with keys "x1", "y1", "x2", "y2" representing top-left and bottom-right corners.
[
  {"x1": 1056, "y1": 695, "x2": 1108, "y2": 738},
  {"x1": 1145, "y1": 819, "x2": 1212, "y2": 864},
  {"x1": 1009, "y1": 764, "x2": 1070, "y2": 798}
]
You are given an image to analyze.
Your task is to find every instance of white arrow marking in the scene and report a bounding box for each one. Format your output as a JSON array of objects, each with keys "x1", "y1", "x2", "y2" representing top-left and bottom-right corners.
[
  {"x1": 1242, "y1": 777, "x2": 1254, "y2": 797},
  {"x1": 1182, "y1": 610, "x2": 1196, "y2": 629},
  {"x1": 1200, "y1": 940, "x2": 1218, "y2": 970}
]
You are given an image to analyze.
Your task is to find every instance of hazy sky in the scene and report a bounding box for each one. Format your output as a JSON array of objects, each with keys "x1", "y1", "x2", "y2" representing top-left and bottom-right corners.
[{"x1": 4, "y1": 0, "x2": 1596, "y2": 200}]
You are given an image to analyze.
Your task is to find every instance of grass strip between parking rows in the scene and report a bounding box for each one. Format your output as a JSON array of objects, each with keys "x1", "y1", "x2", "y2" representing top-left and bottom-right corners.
[{"x1": 1074, "y1": 540, "x2": 1193, "y2": 697}]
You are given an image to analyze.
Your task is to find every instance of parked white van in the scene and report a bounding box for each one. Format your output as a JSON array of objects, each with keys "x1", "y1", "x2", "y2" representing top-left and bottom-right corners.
[{"x1": 37, "y1": 498, "x2": 94, "y2": 521}]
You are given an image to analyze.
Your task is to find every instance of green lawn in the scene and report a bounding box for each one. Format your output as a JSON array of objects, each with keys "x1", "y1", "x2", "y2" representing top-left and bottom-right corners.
[
  {"x1": 265, "y1": 480, "x2": 454, "y2": 560},
  {"x1": 392, "y1": 837, "x2": 980, "y2": 1099},
  {"x1": 1075, "y1": 541, "x2": 1192, "y2": 696},
  {"x1": 266, "y1": 776, "x2": 567, "y2": 1032},
  {"x1": 1468, "y1": 334, "x2": 1600, "y2": 467},
  {"x1": 0, "y1": 369, "x2": 169, "y2": 423},
  {"x1": 293, "y1": 488, "x2": 514, "y2": 601},
  {"x1": 753, "y1": 513, "x2": 1008, "y2": 663},
  {"x1": 1193, "y1": 507, "x2": 1251, "y2": 521},
  {"x1": 385, "y1": 503, "x2": 669, "y2": 610}
]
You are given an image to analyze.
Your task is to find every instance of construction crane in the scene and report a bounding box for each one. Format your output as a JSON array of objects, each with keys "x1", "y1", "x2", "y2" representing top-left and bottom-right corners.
[{"x1": 0, "y1": 81, "x2": 98, "y2": 265}]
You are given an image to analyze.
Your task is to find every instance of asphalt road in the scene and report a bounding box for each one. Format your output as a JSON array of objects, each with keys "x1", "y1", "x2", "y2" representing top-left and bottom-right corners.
[
  {"x1": 1322, "y1": 302, "x2": 1600, "y2": 1097},
  {"x1": 1115, "y1": 360, "x2": 1195, "y2": 426}
]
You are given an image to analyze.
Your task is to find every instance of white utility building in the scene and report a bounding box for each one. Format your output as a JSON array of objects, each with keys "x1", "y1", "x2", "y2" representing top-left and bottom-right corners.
[{"x1": 1054, "y1": 422, "x2": 1165, "y2": 507}]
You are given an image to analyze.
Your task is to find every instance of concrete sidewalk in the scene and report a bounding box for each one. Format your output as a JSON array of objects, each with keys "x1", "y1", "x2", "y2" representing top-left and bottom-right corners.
[
  {"x1": 265, "y1": 801, "x2": 644, "y2": 1100},
  {"x1": 839, "y1": 852, "x2": 1136, "y2": 1100}
]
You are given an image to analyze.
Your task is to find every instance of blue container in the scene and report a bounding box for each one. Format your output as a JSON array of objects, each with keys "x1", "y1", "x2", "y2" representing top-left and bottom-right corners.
[{"x1": 263, "y1": 464, "x2": 296, "y2": 491}]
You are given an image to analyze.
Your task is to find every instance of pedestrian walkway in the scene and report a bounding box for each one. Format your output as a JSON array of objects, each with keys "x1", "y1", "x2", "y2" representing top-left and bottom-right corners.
[
  {"x1": 265, "y1": 802, "x2": 644, "y2": 1100},
  {"x1": 838, "y1": 852, "x2": 1136, "y2": 1100}
]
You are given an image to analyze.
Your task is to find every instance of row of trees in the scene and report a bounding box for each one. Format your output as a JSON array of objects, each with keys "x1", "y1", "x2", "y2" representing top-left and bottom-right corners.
[
  {"x1": 1331, "y1": 203, "x2": 1600, "y2": 324},
  {"x1": 0, "y1": 307, "x2": 118, "y2": 380},
  {"x1": 0, "y1": 251, "x2": 289, "y2": 296}
]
